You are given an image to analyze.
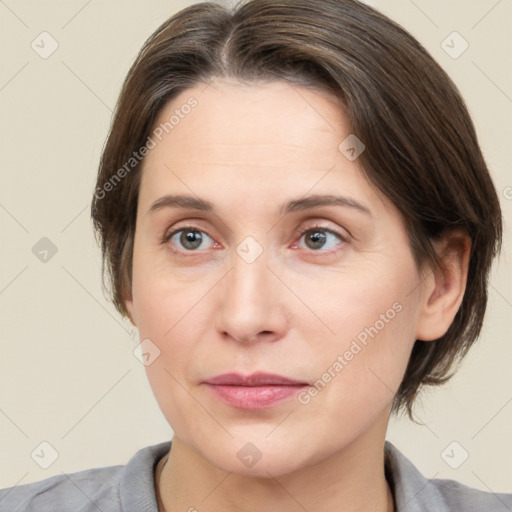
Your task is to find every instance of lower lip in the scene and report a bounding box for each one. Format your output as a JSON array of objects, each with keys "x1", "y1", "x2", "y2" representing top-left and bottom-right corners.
[{"x1": 204, "y1": 384, "x2": 307, "y2": 409}]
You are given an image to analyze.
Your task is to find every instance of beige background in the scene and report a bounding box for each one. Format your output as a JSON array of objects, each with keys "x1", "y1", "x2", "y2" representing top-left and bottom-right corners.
[{"x1": 1, "y1": 0, "x2": 511, "y2": 494}]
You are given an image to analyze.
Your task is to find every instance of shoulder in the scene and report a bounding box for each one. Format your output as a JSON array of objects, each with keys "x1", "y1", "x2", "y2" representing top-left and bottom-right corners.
[
  {"x1": 432, "y1": 476, "x2": 511, "y2": 511},
  {"x1": 0, "y1": 465, "x2": 122, "y2": 512},
  {"x1": 0, "y1": 441, "x2": 171, "y2": 512},
  {"x1": 385, "y1": 441, "x2": 511, "y2": 511}
]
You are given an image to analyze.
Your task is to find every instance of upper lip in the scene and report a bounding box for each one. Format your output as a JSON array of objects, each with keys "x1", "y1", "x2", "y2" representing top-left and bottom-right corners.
[{"x1": 203, "y1": 372, "x2": 308, "y2": 386}]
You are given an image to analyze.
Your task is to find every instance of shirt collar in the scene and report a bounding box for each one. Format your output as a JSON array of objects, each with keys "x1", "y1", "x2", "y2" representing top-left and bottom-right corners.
[
  {"x1": 120, "y1": 440, "x2": 170, "y2": 512},
  {"x1": 385, "y1": 440, "x2": 448, "y2": 511}
]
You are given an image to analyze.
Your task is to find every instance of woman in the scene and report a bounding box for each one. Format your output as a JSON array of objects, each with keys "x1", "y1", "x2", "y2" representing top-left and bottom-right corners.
[{"x1": 1, "y1": 0, "x2": 510, "y2": 510}]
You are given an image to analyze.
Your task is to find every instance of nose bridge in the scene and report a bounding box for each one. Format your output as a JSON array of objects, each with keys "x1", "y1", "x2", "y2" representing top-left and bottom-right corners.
[
  {"x1": 215, "y1": 239, "x2": 286, "y2": 343},
  {"x1": 231, "y1": 242, "x2": 269, "y2": 298},
  {"x1": 228, "y1": 244, "x2": 273, "y2": 318}
]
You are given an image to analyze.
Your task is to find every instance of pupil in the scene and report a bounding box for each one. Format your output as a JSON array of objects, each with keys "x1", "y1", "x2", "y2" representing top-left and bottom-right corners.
[
  {"x1": 308, "y1": 230, "x2": 326, "y2": 249},
  {"x1": 182, "y1": 230, "x2": 202, "y2": 249}
]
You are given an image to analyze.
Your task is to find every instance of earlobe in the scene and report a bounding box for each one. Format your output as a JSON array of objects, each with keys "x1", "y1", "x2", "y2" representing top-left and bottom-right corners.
[{"x1": 415, "y1": 231, "x2": 471, "y2": 341}]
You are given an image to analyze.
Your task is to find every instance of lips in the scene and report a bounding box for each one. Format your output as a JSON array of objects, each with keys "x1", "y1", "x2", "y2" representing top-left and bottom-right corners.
[
  {"x1": 203, "y1": 372, "x2": 308, "y2": 386},
  {"x1": 202, "y1": 372, "x2": 309, "y2": 409}
]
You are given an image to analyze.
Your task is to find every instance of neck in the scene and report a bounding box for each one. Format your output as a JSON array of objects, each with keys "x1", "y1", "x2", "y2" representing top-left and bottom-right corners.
[{"x1": 155, "y1": 424, "x2": 395, "y2": 512}]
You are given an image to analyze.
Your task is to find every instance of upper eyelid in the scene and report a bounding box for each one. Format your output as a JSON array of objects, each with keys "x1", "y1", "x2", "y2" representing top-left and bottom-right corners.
[
  {"x1": 165, "y1": 220, "x2": 345, "y2": 238},
  {"x1": 164, "y1": 223, "x2": 213, "y2": 240},
  {"x1": 294, "y1": 224, "x2": 348, "y2": 239}
]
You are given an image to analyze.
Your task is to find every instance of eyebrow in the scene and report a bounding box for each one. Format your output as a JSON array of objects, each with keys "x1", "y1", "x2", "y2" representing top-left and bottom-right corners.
[
  {"x1": 282, "y1": 194, "x2": 372, "y2": 216},
  {"x1": 147, "y1": 193, "x2": 372, "y2": 217}
]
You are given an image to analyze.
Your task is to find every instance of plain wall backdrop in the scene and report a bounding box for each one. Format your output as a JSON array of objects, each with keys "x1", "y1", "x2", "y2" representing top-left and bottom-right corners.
[{"x1": 1, "y1": 0, "x2": 511, "y2": 493}]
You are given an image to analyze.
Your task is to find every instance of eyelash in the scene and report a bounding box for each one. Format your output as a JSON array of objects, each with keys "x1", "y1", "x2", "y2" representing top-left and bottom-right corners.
[{"x1": 162, "y1": 223, "x2": 348, "y2": 256}]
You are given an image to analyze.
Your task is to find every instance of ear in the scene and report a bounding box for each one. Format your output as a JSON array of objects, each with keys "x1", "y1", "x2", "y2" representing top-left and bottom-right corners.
[{"x1": 415, "y1": 231, "x2": 471, "y2": 341}]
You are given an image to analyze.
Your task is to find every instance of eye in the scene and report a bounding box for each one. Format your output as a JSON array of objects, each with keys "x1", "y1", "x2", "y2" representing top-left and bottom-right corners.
[
  {"x1": 164, "y1": 227, "x2": 215, "y2": 252},
  {"x1": 294, "y1": 225, "x2": 347, "y2": 253},
  {"x1": 163, "y1": 223, "x2": 347, "y2": 255}
]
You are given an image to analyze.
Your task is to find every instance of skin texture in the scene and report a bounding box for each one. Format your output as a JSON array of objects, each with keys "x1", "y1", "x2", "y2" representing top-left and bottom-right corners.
[{"x1": 125, "y1": 79, "x2": 470, "y2": 512}]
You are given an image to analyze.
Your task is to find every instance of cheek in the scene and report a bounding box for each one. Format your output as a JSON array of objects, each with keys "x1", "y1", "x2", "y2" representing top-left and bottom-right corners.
[
  {"x1": 129, "y1": 250, "x2": 210, "y2": 424},
  {"x1": 130, "y1": 236, "x2": 213, "y2": 338},
  {"x1": 133, "y1": 270, "x2": 210, "y2": 437},
  {"x1": 132, "y1": 278, "x2": 210, "y2": 384},
  {"x1": 300, "y1": 259, "x2": 420, "y2": 422}
]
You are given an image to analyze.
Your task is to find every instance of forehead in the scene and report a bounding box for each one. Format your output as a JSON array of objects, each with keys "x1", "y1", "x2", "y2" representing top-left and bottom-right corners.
[
  {"x1": 137, "y1": 79, "x2": 393, "y2": 220},
  {"x1": 148, "y1": 81, "x2": 340, "y2": 168},
  {"x1": 147, "y1": 79, "x2": 347, "y2": 167},
  {"x1": 133, "y1": 79, "x2": 410, "y2": 240}
]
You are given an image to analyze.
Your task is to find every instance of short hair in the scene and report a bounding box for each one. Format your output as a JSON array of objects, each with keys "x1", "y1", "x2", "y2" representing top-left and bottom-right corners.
[{"x1": 91, "y1": 0, "x2": 502, "y2": 419}]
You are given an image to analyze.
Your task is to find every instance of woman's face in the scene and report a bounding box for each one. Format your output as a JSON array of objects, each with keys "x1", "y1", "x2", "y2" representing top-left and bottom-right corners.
[{"x1": 126, "y1": 79, "x2": 429, "y2": 476}]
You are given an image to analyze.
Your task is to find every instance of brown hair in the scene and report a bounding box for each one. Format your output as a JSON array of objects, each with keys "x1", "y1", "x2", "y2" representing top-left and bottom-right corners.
[{"x1": 91, "y1": 0, "x2": 502, "y2": 418}]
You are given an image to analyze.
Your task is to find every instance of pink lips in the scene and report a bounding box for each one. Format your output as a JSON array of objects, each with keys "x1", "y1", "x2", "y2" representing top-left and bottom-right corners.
[{"x1": 203, "y1": 372, "x2": 308, "y2": 409}]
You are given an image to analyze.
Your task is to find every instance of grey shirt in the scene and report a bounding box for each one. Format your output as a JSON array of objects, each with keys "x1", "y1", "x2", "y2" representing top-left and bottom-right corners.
[{"x1": 1, "y1": 440, "x2": 510, "y2": 511}]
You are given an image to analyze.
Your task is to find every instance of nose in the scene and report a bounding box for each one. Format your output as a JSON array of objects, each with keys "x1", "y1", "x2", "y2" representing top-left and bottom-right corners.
[{"x1": 215, "y1": 247, "x2": 289, "y2": 345}]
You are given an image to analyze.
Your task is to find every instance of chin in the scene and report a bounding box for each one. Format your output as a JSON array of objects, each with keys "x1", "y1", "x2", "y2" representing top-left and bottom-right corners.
[{"x1": 195, "y1": 434, "x2": 323, "y2": 479}]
